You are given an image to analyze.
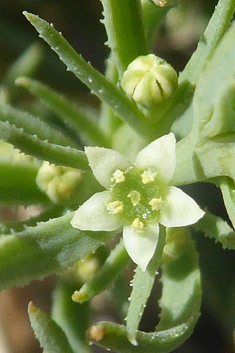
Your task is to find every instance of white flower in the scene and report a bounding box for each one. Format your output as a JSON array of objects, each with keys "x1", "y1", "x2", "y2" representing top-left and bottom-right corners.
[{"x1": 71, "y1": 133, "x2": 204, "y2": 271}]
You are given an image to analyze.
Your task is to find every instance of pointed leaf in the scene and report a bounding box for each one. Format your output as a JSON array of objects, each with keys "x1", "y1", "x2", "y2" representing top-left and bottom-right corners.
[
  {"x1": 0, "y1": 212, "x2": 112, "y2": 291},
  {"x1": 100, "y1": 0, "x2": 148, "y2": 74},
  {"x1": 23, "y1": 12, "x2": 155, "y2": 140},
  {"x1": 126, "y1": 226, "x2": 165, "y2": 345},
  {"x1": 52, "y1": 279, "x2": 92, "y2": 353},
  {"x1": 0, "y1": 102, "x2": 76, "y2": 147},
  {"x1": 87, "y1": 229, "x2": 201, "y2": 353},
  {"x1": 28, "y1": 302, "x2": 75, "y2": 353},
  {"x1": 0, "y1": 120, "x2": 90, "y2": 170},
  {"x1": 72, "y1": 239, "x2": 130, "y2": 303},
  {"x1": 16, "y1": 77, "x2": 111, "y2": 147}
]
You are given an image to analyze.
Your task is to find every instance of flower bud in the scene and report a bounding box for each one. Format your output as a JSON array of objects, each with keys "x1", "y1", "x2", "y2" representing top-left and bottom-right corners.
[
  {"x1": 36, "y1": 161, "x2": 83, "y2": 203},
  {"x1": 121, "y1": 54, "x2": 178, "y2": 108}
]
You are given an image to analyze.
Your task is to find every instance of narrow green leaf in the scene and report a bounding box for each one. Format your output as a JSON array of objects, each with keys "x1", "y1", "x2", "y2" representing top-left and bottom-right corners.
[
  {"x1": 28, "y1": 302, "x2": 75, "y2": 353},
  {"x1": 0, "y1": 103, "x2": 77, "y2": 148},
  {"x1": 87, "y1": 229, "x2": 201, "y2": 353},
  {"x1": 0, "y1": 160, "x2": 49, "y2": 205},
  {"x1": 86, "y1": 320, "x2": 195, "y2": 353},
  {"x1": 0, "y1": 205, "x2": 65, "y2": 235},
  {"x1": 72, "y1": 239, "x2": 130, "y2": 303},
  {"x1": 195, "y1": 210, "x2": 235, "y2": 250},
  {"x1": 0, "y1": 212, "x2": 112, "y2": 291},
  {"x1": 100, "y1": 0, "x2": 148, "y2": 74},
  {"x1": 16, "y1": 77, "x2": 111, "y2": 147},
  {"x1": 52, "y1": 278, "x2": 92, "y2": 353},
  {"x1": 23, "y1": 12, "x2": 155, "y2": 140},
  {"x1": 126, "y1": 227, "x2": 166, "y2": 345},
  {"x1": 1, "y1": 43, "x2": 43, "y2": 102},
  {"x1": 0, "y1": 120, "x2": 90, "y2": 170},
  {"x1": 126, "y1": 267, "x2": 155, "y2": 346}
]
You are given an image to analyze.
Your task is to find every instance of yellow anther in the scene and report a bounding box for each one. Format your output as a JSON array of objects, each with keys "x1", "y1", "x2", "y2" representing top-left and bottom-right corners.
[
  {"x1": 149, "y1": 197, "x2": 162, "y2": 210},
  {"x1": 141, "y1": 170, "x2": 156, "y2": 184},
  {"x1": 111, "y1": 169, "x2": 125, "y2": 183},
  {"x1": 127, "y1": 190, "x2": 141, "y2": 206},
  {"x1": 131, "y1": 218, "x2": 144, "y2": 232},
  {"x1": 106, "y1": 200, "x2": 124, "y2": 214}
]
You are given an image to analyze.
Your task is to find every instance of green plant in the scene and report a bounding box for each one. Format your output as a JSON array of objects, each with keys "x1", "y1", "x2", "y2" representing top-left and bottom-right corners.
[{"x1": 1, "y1": 0, "x2": 235, "y2": 352}]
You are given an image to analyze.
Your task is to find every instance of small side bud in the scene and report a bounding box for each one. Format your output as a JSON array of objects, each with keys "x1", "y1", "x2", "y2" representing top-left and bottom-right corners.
[
  {"x1": 121, "y1": 54, "x2": 178, "y2": 108},
  {"x1": 36, "y1": 161, "x2": 83, "y2": 203}
]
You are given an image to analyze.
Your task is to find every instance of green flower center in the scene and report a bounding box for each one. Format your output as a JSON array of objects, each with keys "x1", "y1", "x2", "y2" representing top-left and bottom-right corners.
[{"x1": 106, "y1": 167, "x2": 166, "y2": 231}]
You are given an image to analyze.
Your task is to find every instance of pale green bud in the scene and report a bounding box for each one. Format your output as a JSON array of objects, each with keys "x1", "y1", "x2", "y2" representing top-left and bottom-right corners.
[
  {"x1": 121, "y1": 54, "x2": 178, "y2": 108},
  {"x1": 36, "y1": 161, "x2": 83, "y2": 203}
]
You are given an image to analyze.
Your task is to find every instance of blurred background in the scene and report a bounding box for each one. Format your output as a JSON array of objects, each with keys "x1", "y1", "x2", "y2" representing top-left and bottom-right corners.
[{"x1": 1, "y1": 0, "x2": 235, "y2": 352}]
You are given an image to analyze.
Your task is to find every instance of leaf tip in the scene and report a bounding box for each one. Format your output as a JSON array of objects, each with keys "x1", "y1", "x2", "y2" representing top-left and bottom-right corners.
[
  {"x1": 127, "y1": 332, "x2": 138, "y2": 346},
  {"x1": 72, "y1": 289, "x2": 89, "y2": 303},
  {"x1": 86, "y1": 324, "x2": 105, "y2": 343},
  {"x1": 28, "y1": 301, "x2": 38, "y2": 314}
]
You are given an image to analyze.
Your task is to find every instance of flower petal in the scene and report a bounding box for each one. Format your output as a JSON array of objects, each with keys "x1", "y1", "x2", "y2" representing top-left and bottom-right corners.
[
  {"x1": 85, "y1": 146, "x2": 131, "y2": 189},
  {"x1": 123, "y1": 223, "x2": 159, "y2": 271},
  {"x1": 71, "y1": 191, "x2": 123, "y2": 231},
  {"x1": 159, "y1": 186, "x2": 205, "y2": 227},
  {"x1": 135, "y1": 133, "x2": 176, "y2": 183}
]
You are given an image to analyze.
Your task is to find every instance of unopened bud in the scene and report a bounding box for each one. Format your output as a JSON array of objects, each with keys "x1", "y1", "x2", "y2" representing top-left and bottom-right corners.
[
  {"x1": 121, "y1": 54, "x2": 178, "y2": 108},
  {"x1": 36, "y1": 161, "x2": 83, "y2": 203}
]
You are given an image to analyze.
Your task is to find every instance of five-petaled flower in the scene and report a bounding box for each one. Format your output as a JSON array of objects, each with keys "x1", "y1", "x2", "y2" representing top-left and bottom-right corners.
[{"x1": 71, "y1": 133, "x2": 204, "y2": 271}]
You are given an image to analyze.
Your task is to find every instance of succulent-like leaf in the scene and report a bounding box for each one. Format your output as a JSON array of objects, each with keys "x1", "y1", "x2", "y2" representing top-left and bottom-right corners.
[
  {"x1": 0, "y1": 212, "x2": 112, "y2": 291},
  {"x1": 0, "y1": 120, "x2": 89, "y2": 170},
  {"x1": 28, "y1": 302, "x2": 75, "y2": 353},
  {"x1": 52, "y1": 278, "x2": 92, "y2": 353},
  {"x1": 72, "y1": 239, "x2": 130, "y2": 303},
  {"x1": 16, "y1": 77, "x2": 111, "y2": 147},
  {"x1": 0, "y1": 102, "x2": 77, "y2": 147},
  {"x1": 100, "y1": 0, "x2": 148, "y2": 74},
  {"x1": 23, "y1": 12, "x2": 155, "y2": 140},
  {"x1": 87, "y1": 229, "x2": 201, "y2": 353}
]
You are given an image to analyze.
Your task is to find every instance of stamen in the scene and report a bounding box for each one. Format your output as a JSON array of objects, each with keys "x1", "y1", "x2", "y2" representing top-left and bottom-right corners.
[
  {"x1": 106, "y1": 200, "x2": 124, "y2": 214},
  {"x1": 127, "y1": 190, "x2": 141, "y2": 206},
  {"x1": 111, "y1": 169, "x2": 125, "y2": 183},
  {"x1": 149, "y1": 197, "x2": 162, "y2": 210},
  {"x1": 141, "y1": 170, "x2": 156, "y2": 184},
  {"x1": 131, "y1": 218, "x2": 144, "y2": 231}
]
